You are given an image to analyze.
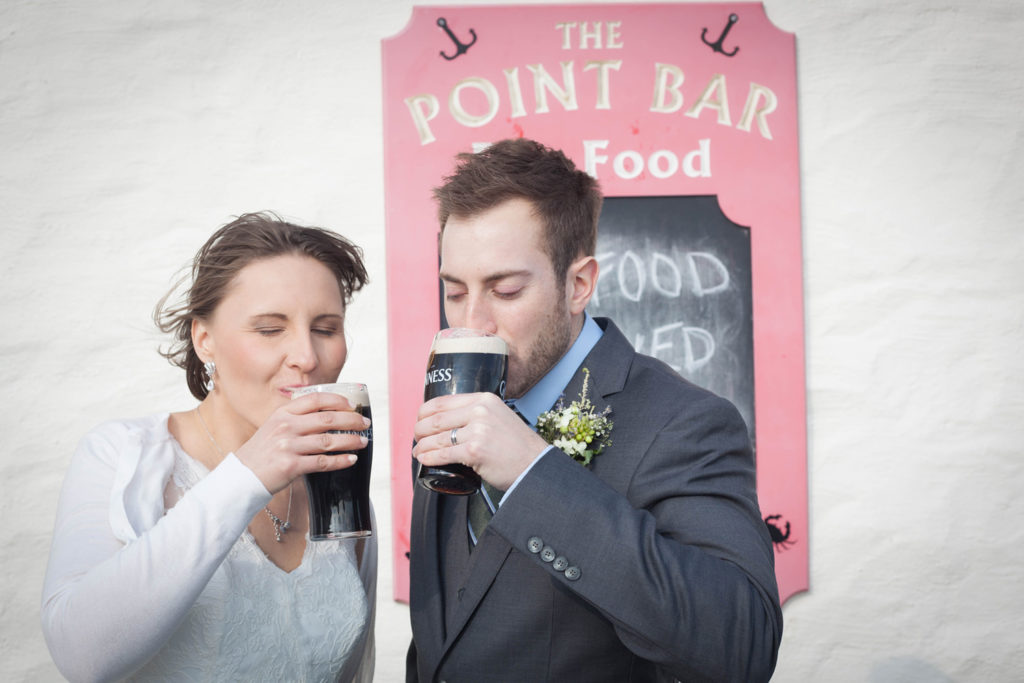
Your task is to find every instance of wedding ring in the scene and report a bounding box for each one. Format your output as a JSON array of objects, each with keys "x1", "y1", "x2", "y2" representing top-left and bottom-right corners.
[{"x1": 450, "y1": 428, "x2": 459, "y2": 446}]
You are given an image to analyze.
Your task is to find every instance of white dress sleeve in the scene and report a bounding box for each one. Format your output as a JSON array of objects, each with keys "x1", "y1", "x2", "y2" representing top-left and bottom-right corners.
[{"x1": 41, "y1": 416, "x2": 271, "y2": 683}]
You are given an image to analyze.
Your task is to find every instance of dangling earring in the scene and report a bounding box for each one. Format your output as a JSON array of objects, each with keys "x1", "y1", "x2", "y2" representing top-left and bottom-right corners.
[{"x1": 204, "y1": 360, "x2": 216, "y2": 392}]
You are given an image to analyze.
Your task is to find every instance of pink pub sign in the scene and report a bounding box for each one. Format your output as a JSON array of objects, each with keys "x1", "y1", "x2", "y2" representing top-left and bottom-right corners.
[{"x1": 382, "y1": 2, "x2": 806, "y2": 605}]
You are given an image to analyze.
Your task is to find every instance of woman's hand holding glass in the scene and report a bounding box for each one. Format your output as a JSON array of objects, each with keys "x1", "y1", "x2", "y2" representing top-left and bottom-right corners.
[{"x1": 234, "y1": 391, "x2": 369, "y2": 495}]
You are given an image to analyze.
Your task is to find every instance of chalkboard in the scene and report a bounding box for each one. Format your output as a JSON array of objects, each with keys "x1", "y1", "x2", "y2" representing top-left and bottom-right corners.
[{"x1": 588, "y1": 195, "x2": 755, "y2": 447}]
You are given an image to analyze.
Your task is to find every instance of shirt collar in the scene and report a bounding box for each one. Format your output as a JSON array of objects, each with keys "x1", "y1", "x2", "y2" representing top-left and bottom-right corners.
[{"x1": 512, "y1": 313, "x2": 603, "y2": 426}]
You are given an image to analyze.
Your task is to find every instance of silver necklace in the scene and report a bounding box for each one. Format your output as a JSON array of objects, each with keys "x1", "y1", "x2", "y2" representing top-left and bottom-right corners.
[{"x1": 194, "y1": 407, "x2": 292, "y2": 542}]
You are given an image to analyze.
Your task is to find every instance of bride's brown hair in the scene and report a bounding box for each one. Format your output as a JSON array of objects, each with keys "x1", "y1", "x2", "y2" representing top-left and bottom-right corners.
[{"x1": 154, "y1": 211, "x2": 368, "y2": 400}]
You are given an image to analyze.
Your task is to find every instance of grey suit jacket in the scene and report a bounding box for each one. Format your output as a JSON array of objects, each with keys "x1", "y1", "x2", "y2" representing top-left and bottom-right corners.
[{"x1": 407, "y1": 318, "x2": 782, "y2": 682}]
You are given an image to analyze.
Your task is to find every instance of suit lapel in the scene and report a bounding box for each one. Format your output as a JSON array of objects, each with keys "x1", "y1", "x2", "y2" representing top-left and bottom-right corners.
[
  {"x1": 580, "y1": 321, "x2": 659, "y2": 492},
  {"x1": 427, "y1": 487, "x2": 515, "y2": 661},
  {"x1": 560, "y1": 318, "x2": 631, "y2": 410},
  {"x1": 545, "y1": 319, "x2": 637, "y2": 489},
  {"x1": 443, "y1": 531, "x2": 514, "y2": 643}
]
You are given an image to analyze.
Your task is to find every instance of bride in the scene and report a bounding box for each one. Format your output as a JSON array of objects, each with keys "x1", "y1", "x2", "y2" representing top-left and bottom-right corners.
[{"x1": 41, "y1": 212, "x2": 376, "y2": 682}]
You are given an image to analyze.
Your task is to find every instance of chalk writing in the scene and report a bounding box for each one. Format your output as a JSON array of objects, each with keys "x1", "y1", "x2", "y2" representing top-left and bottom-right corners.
[{"x1": 593, "y1": 249, "x2": 730, "y2": 306}]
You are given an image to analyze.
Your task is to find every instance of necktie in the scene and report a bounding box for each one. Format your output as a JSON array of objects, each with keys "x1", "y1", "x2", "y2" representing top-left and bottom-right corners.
[
  {"x1": 468, "y1": 481, "x2": 503, "y2": 546},
  {"x1": 467, "y1": 402, "x2": 530, "y2": 547}
]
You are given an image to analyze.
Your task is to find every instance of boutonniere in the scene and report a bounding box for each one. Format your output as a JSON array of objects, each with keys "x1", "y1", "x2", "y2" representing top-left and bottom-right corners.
[{"x1": 536, "y1": 368, "x2": 613, "y2": 466}]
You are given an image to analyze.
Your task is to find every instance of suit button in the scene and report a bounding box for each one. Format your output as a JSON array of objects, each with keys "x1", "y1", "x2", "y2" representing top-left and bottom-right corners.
[
  {"x1": 564, "y1": 566, "x2": 581, "y2": 581},
  {"x1": 540, "y1": 546, "x2": 556, "y2": 562},
  {"x1": 457, "y1": 588, "x2": 465, "y2": 600},
  {"x1": 527, "y1": 536, "x2": 543, "y2": 553},
  {"x1": 553, "y1": 556, "x2": 569, "y2": 571}
]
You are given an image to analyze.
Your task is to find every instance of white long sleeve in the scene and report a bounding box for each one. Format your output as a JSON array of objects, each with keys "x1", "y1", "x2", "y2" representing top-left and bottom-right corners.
[{"x1": 41, "y1": 415, "x2": 272, "y2": 682}]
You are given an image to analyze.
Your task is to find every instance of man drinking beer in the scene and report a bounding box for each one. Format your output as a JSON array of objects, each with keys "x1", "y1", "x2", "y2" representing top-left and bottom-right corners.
[{"x1": 408, "y1": 138, "x2": 782, "y2": 682}]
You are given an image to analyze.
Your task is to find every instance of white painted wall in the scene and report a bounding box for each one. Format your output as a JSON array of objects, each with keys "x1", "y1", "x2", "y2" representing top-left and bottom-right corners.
[{"x1": 2, "y1": 0, "x2": 1021, "y2": 680}]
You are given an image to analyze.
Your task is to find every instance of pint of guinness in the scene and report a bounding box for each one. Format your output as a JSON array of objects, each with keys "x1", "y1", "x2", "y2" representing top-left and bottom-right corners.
[
  {"x1": 418, "y1": 328, "x2": 509, "y2": 495},
  {"x1": 291, "y1": 383, "x2": 373, "y2": 540}
]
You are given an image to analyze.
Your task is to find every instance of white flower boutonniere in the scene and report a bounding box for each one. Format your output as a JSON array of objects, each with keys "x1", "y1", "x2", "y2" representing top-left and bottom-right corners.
[{"x1": 536, "y1": 368, "x2": 613, "y2": 466}]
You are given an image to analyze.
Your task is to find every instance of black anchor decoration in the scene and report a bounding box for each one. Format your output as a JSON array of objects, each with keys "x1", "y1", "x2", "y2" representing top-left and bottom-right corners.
[
  {"x1": 701, "y1": 13, "x2": 740, "y2": 57},
  {"x1": 437, "y1": 17, "x2": 477, "y2": 61}
]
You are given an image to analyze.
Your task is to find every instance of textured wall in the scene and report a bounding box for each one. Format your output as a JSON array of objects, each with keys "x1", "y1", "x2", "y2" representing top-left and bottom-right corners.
[{"x1": 2, "y1": 1, "x2": 1021, "y2": 680}]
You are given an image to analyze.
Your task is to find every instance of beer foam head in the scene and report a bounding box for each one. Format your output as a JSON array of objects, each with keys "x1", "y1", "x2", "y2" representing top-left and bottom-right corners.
[
  {"x1": 291, "y1": 382, "x2": 370, "y2": 407},
  {"x1": 432, "y1": 328, "x2": 508, "y2": 355}
]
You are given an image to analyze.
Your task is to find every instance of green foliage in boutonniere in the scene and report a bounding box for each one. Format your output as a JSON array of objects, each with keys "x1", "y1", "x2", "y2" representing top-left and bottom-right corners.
[{"x1": 536, "y1": 368, "x2": 613, "y2": 466}]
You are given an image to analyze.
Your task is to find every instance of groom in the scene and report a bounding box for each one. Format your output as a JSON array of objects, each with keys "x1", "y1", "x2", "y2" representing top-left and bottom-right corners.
[{"x1": 408, "y1": 138, "x2": 782, "y2": 682}]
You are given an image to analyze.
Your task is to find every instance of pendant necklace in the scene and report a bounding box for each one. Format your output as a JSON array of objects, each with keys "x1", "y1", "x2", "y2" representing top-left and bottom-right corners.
[{"x1": 194, "y1": 406, "x2": 292, "y2": 542}]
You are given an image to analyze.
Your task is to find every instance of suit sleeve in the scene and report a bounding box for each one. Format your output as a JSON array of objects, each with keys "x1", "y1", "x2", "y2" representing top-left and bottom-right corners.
[{"x1": 489, "y1": 390, "x2": 782, "y2": 682}]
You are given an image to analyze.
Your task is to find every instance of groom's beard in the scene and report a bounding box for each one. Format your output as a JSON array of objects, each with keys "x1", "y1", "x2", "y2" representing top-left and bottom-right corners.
[{"x1": 506, "y1": 295, "x2": 572, "y2": 399}]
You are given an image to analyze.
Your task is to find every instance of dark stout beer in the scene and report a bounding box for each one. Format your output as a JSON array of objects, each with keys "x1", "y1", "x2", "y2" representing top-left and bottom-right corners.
[
  {"x1": 293, "y1": 383, "x2": 373, "y2": 540},
  {"x1": 418, "y1": 330, "x2": 508, "y2": 495}
]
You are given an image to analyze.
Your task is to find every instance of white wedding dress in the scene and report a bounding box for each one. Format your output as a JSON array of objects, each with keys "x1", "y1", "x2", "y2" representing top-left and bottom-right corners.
[{"x1": 42, "y1": 415, "x2": 375, "y2": 682}]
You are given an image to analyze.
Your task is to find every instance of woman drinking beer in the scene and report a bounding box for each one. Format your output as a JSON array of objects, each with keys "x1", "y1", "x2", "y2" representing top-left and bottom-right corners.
[{"x1": 41, "y1": 212, "x2": 376, "y2": 682}]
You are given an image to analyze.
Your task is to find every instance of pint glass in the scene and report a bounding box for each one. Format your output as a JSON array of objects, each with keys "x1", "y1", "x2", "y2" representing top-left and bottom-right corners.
[
  {"x1": 291, "y1": 383, "x2": 373, "y2": 539},
  {"x1": 418, "y1": 328, "x2": 508, "y2": 495}
]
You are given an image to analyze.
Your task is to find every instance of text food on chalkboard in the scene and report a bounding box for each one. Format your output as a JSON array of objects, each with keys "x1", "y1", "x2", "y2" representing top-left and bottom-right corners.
[{"x1": 588, "y1": 195, "x2": 755, "y2": 448}]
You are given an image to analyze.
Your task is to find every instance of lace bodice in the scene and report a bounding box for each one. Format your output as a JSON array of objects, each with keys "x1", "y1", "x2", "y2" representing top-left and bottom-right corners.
[{"x1": 129, "y1": 441, "x2": 371, "y2": 682}]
